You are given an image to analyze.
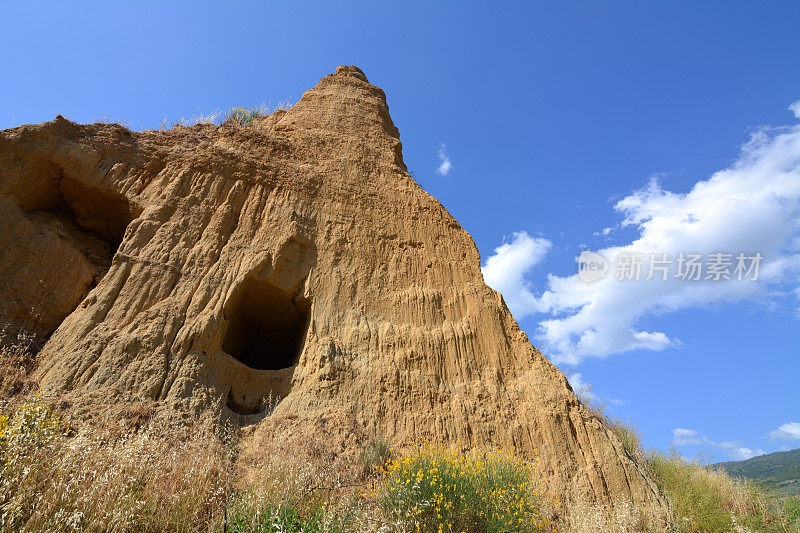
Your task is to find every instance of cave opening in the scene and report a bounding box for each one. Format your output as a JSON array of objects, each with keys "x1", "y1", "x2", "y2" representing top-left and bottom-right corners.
[
  {"x1": 222, "y1": 278, "x2": 311, "y2": 371},
  {"x1": 25, "y1": 170, "x2": 139, "y2": 268},
  {"x1": 0, "y1": 164, "x2": 141, "y2": 344}
]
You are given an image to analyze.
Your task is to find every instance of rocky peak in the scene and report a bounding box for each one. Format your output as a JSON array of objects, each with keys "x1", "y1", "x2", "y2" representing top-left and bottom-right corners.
[{"x1": 0, "y1": 66, "x2": 666, "y2": 512}]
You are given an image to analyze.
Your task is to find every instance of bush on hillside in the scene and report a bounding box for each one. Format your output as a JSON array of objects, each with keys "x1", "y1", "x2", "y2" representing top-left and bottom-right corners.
[{"x1": 377, "y1": 442, "x2": 551, "y2": 532}]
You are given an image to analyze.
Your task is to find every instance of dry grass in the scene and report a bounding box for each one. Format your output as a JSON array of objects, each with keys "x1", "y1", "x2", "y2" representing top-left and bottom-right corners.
[
  {"x1": 0, "y1": 400, "x2": 232, "y2": 532},
  {"x1": 0, "y1": 394, "x2": 557, "y2": 532},
  {"x1": 0, "y1": 326, "x2": 40, "y2": 400},
  {"x1": 0, "y1": 396, "x2": 383, "y2": 532},
  {"x1": 1, "y1": 333, "x2": 796, "y2": 531},
  {"x1": 648, "y1": 450, "x2": 795, "y2": 532},
  {"x1": 573, "y1": 385, "x2": 799, "y2": 532},
  {"x1": 154, "y1": 100, "x2": 293, "y2": 130},
  {"x1": 563, "y1": 498, "x2": 654, "y2": 533}
]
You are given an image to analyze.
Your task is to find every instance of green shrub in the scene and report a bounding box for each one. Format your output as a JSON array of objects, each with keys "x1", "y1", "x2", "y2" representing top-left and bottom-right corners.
[
  {"x1": 377, "y1": 443, "x2": 550, "y2": 532},
  {"x1": 359, "y1": 434, "x2": 393, "y2": 475},
  {"x1": 226, "y1": 106, "x2": 265, "y2": 126},
  {"x1": 783, "y1": 496, "x2": 800, "y2": 527}
]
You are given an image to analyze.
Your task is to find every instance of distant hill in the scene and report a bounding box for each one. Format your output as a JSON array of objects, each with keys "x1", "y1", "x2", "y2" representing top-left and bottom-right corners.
[{"x1": 713, "y1": 448, "x2": 800, "y2": 499}]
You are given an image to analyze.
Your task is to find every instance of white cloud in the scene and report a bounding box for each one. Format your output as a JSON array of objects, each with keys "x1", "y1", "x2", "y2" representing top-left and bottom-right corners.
[
  {"x1": 672, "y1": 428, "x2": 766, "y2": 460},
  {"x1": 673, "y1": 428, "x2": 714, "y2": 446},
  {"x1": 567, "y1": 372, "x2": 626, "y2": 407},
  {"x1": 728, "y1": 447, "x2": 767, "y2": 461},
  {"x1": 769, "y1": 421, "x2": 800, "y2": 441},
  {"x1": 511, "y1": 112, "x2": 800, "y2": 364},
  {"x1": 482, "y1": 232, "x2": 552, "y2": 319},
  {"x1": 593, "y1": 227, "x2": 614, "y2": 238},
  {"x1": 791, "y1": 100, "x2": 800, "y2": 119},
  {"x1": 567, "y1": 372, "x2": 595, "y2": 400},
  {"x1": 436, "y1": 143, "x2": 452, "y2": 176}
]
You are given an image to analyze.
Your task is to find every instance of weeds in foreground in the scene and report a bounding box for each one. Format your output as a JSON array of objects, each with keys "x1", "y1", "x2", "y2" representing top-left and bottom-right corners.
[
  {"x1": 230, "y1": 432, "x2": 377, "y2": 532},
  {"x1": 0, "y1": 326, "x2": 39, "y2": 399},
  {"x1": 0, "y1": 398, "x2": 554, "y2": 532},
  {"x1": 1, "y1": 378, "x2": 796, "y2": 531},
  {"x1": 224, "y1": 490, "x2": 367, "y2": 533},
  {"x1": 648, "y1": 449, "x2": 793, "y2": 532},
  {"x1": 784, "y1": 497, "x2": 800, "y2": 526},
  {"x1": 0, "y1": 399, "x2": 231, "y2": 532},
  {"x1": 563, "y1": 498, "x2": 654, "y2": 533},
  {"x1": 575, "y1": 383, "x2": 798, "y2": 532},
  {"x1": 359, "y1": 433, "x2": 393, "y2": 476}
]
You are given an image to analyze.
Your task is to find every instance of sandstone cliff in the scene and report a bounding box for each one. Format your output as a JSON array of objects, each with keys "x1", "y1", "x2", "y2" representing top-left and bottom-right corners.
[{"x1": 0, "y1": 66, "x2": 665, "y2": 509}]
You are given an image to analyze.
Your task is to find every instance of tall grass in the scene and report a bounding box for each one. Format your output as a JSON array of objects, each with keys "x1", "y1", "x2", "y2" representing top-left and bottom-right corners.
[
  {"x1": 1, "y1": 338, "x2": 796, "y2": 531},
  {"x1": 359, "y1": 433, "x2": 393, "y2": 476},
  {"x1": 648, "y1": 449, "x2": 793, "y2": 532},
  {"x1": 573, "y1": 385, "x2": 799, "y2": 532},
  {"x1": 0, "y1": 326, "x2": 38, "y2": 399},
  {"x1": 0, "y1": 397, "x2": 382, "y2": 532},
  {"x1": 564, "y1": 498, "x2": 653, "y2": 533},
  {"x1": 0, "y1": 399, "x2": 232, "y2": 531}
]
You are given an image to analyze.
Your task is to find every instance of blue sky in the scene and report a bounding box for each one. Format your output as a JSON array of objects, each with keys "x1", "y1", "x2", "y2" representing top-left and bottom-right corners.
[{"x1": 2, "y1": 1, "x2": 799, "y2": 460}]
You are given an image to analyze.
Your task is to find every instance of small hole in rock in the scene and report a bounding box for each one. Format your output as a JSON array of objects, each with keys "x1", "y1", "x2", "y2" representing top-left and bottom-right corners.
[
  {"x1": 226, "y1": 389, "x2": 262, "y2": 415},
  {"x1": 222, "y1": 278, "x2": 311, "y2": 371}
]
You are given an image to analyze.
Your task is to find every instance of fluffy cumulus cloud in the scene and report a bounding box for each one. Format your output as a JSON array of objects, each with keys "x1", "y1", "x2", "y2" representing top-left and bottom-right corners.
[
  {"x1": 769, "y1": 421, "x2": 800, "y2": 441},
  {"x1": 436, "y1": 143, "x2": 452, "y2": 176},
  {"x1": 483, "y1": 106, "x2": 800, "y2": 364},
  {"x1": 672, "y1": 428, "x2": 766, "y2": 460},
  {"x1": 481, "y1": 232, "x2": 552, "y2": 318}
]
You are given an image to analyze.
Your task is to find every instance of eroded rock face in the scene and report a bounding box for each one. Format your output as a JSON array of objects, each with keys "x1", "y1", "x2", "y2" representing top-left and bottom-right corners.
[{"x1": 0, "y1": 66, "x2": 666, "y2": 509}]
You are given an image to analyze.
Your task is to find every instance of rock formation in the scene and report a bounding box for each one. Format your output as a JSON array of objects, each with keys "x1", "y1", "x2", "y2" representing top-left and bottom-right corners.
[{"x1": 0, "y1": 66, "x2": 665, "y2": 509}]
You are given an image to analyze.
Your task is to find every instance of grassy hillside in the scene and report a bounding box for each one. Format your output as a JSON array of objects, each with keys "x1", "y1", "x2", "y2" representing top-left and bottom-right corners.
[
  {"x1": 714, "y1": 448, "x2": 800, "y2": 499},
  {"x1": 3, "y1": 335, "x2": 799, "y2": 532}
]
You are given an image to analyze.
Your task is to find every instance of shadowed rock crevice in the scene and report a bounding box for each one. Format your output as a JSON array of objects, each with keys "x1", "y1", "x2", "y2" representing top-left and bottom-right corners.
[
  {"x1": 0, "y1": 163, "x2": 139, "y2": 342},
  {"x1": 25, "y1": 180, "x2": 130, "y2": 277},
  {"x1": 226, "y1": 388, "x2": 268, "y2": 416}
]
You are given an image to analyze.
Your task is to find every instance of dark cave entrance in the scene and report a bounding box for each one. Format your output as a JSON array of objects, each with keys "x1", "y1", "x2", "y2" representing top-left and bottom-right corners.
[{"x1": 222, "y1": 278, "x2": 311, "y2": 371}]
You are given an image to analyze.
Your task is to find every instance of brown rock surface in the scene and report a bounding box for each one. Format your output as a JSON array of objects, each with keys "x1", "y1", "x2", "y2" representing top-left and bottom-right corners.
[{"x1": 0, "y1": 65, "x2": 665, "y2": 509}]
